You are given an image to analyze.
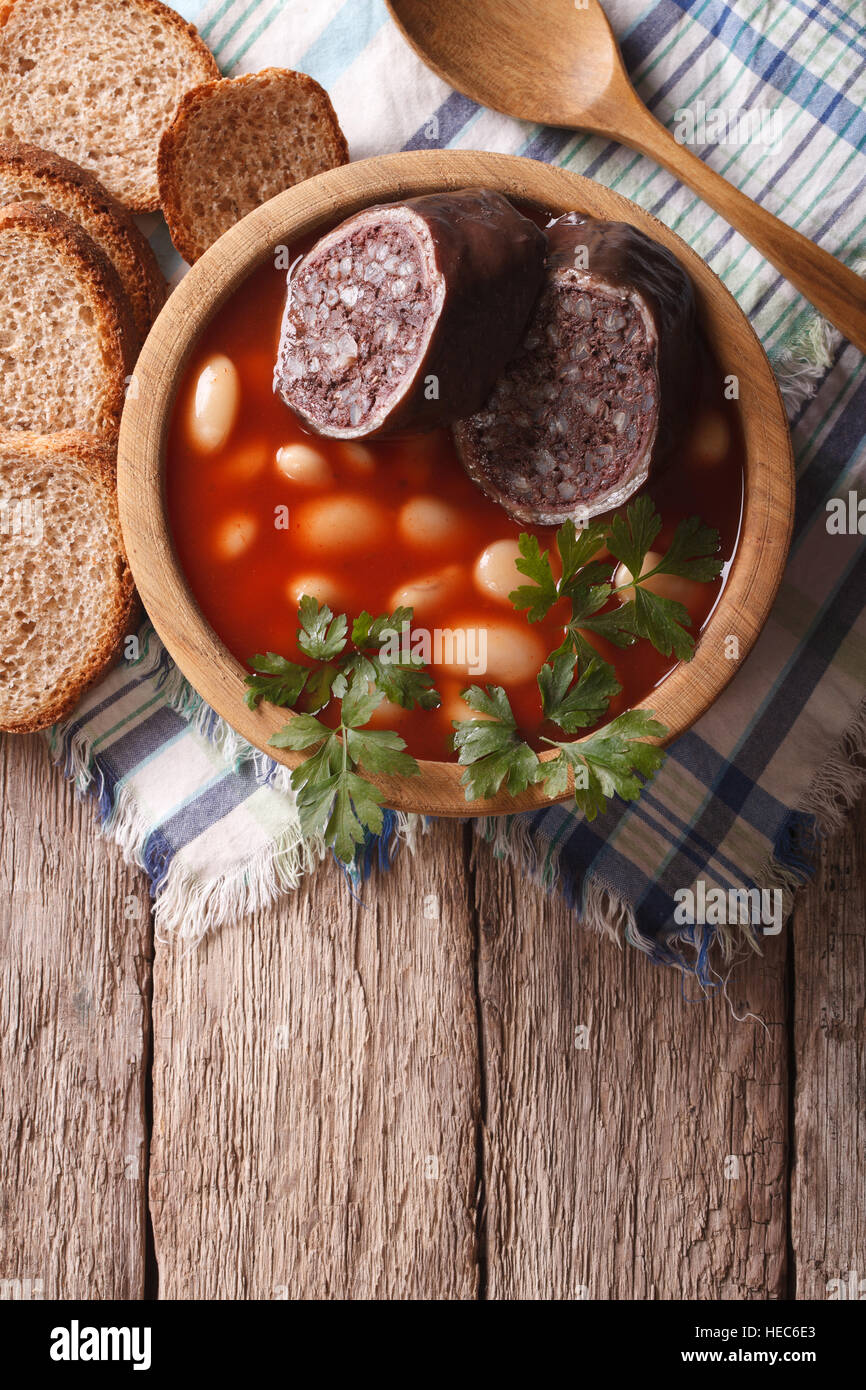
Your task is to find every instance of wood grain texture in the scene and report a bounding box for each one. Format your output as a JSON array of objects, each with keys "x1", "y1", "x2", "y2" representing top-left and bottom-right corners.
[
  {"x1": 791, "y1": 793, "x2": 866, "y2": 1301},
  {"x1": 0, "y1": 733, "x2": 150, "y2": 1300},
  {"x1": 117, "y1": 148, "x2": 794, "y2": 816},
  {"x1": 148, "y1": 821, "x2": 481, "y2": 1300},
  {"x1": 388, "y1": 0, "x2": 866, "y2": 351},
  {"x1": 1, "y1": 728, "x2": 861, "y2": 1300},
  {"x1": 471, "y1": 836, "x2": 790, "y2": 1301}
]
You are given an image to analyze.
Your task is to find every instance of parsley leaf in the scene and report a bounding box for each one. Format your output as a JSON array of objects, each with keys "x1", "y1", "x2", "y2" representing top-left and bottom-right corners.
[
  {"x1": 556, "y1": 518, "x2": 611, "y2": 596},
  {"x1": 606, "y1": 499, "x2": 723, "y2": 662},
  {"x1": 356, "y1": 651, "x2": 441, "y2": 711},
  {"x1": 538, "y1": 654, "x2": 621, "y2": 733},
  {"x1": 292, "y1": 764, "x2": 386, "y2": 861},
  {"x1": 540, "y1": 709, "x2": 668, "y2": 820},
  {"x1": 244, "y1": 652, "x2": 310, "y2": 711},
  {"x1": 607, "y1": 494, "x2": 662, "y2": 577},
  {"x1": 452, "y1": 685, "x2": 543, "y2": 799},
  {"x1": 328, "y1": 773, "x2": 385, "y2": 861},
  {"x1": 630, "y1": 587, "x2": 695, "y2": 661},
  {"x1": 655, "y1": 515, "x2": 725, "y2": 582},
  {"x1": 340, "y1": 672, "x2": 384, "y2": 728},
  {"x1": 346, "y1": 726, "x2": 420, "y2": 777},
  {"x1": 348, "y1": 608, "x2": 441, "y2": 710},
  {"x1": 268, "y1": 711, "x2": 332, "y2": 751},
  {"x1": 298, "y1": 661, "x2": 341, "y2": 713},
  {"x1": 268, "y1": 673, "x2": 420, "y2": 864},
  {"x1": 297, "y1": 596, "x2": 349, "y2": 662},
  {"x1": 351, "y1": 607, "x2": 413, "y2": 648},
  {"x1": 574, "y1": 604, "x2": 638, "y2": 649},
  {"x1": 295, "y1": 771, "x2": 343, "y2": 840},
  {"x1": 509, "y1": 521, "x2": 612, "y2": 622},
  {"x1": 509, "y1": 534, "x2": 559, "y2": 621}
]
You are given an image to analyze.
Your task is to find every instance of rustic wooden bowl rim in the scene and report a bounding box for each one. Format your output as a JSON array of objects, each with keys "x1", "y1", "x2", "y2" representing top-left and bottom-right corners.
[{"x1": 117, "y1": 150, "x2": 795, "y2": 818}]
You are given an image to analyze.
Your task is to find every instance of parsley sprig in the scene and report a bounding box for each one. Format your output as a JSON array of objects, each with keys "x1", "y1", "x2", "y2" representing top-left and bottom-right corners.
[
  {"x1": 452, "y1": 658, "x2": 666, "y2": 820},
  {"x1": 451, "y1": 685, "x2": 543, "y2": 798},
  {"x1": 245, "y1": 597, "x2": 438, "y2": 862},
  {"x1": 454, "y1": 495, "x2": 722, "y2": 818},
  {"x1": 270, "y1": 670, "x2": 420, "y2": 862},
  {"x1": 510, "y1": 495, "x2": 723, "y2": 665},
  {"x1": 246, "y1": 596, "x2": 439, "y2": 715},
  {"x1": 247, "y1": 492, "x2": 723, "y2": 844}
]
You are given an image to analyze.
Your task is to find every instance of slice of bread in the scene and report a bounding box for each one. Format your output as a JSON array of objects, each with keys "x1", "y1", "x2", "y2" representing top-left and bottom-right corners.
[
  {"x1": 0, "y1": 0, "x2": 219, "y2": 211},
  {"x1": 0, "y1": 430, "x2": 135, "y2": 732},
  {"x1": 0, "y1": 202, "x2": 137, "y2": 435},
  {"x1": 0, "y1": 140, "x2": 165, "y2": 343},
  {"x1": 158, "y1": 68, "x2": 350, "y2": 263}
]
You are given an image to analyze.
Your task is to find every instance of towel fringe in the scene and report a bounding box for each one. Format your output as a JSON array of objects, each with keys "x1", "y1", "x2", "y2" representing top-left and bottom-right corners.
[
  {"x1": 770, "y1": 318, "x2": 840, "y2": 412},
  {"x1": 47, "y1": 612, "x2": 866, "y2": 969},
  {"x1": 153, "y1": 642, "x2": 323, "y2": 796},
  {"x1": 153, "y1": 824, "x2": 329, "y2": 948},
  {"x1": 155, "y1": 657, "x2": 259, "y2": 771},
  {"x1": 474, "y1": 696, "x2": 866, "y2": 982},
  {"x1": 47, "y1": 629, "x2": 423, "y2": 944},
  {"x1": 769, "y1": 265, "x2": 865, "y2": 413},
  {"x1": 794, "y1": 695, "x2": 866, "y2": 832}
]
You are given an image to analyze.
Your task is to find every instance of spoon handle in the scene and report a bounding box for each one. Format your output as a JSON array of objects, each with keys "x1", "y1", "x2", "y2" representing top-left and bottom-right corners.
[{"x1": 618, "y1": 105, "x2": 866, "y2": 355}]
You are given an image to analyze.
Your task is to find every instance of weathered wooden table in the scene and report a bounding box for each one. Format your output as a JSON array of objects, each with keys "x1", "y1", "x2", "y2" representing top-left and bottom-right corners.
[{"x1": 1, "y1": 730, "x2": 863, "y2": 1300}]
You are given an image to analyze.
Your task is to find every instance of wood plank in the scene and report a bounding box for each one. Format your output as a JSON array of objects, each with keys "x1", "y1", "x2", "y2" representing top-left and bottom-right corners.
[
  {"x1": 473, "y1": 837, "x2": 789, "y2": 1300},
  {"x1": 0, "y1": 733, "x2": 151, "y2": 1300},
  {"x1": 791, "y1": 792, "x2": 866, "y2": 1300},
  {"x1": 149, "y1": 820, "x2": 480, "y2": 1299}
]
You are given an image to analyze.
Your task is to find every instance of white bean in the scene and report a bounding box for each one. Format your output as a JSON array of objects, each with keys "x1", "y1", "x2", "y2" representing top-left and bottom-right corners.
[
  {"x1": 285, "y1": 573, "x2": 346, "y2": 610},
  {"x1": 389, "y1": 564, "x2": 466, "y2": 619},
  {"x1": 690, "y1": 409, "x2": 731, "y2": 467},
  {"x1": 398, "y1": 496, "x2": 466, "y2": 549},
  {"x1": 190, "y1": 353, "x2": 240, "y2": 452},
  {"x1": 473, "y1": 539, "x2": 523, "y2": 604},
  {"x1": 223, "y1": 440, "x2": 269, "y2": 480},
  {"x1": 482, "y1": 621, "x2": 546, "y2": 684},
  {"x1": 366, "y1": 696, "x2": 408, "y2": 730},
  {"x1": 338, "y1": 442, "x2": 376, "y2": 475},
  {"x1": 296, "y1": 495, "x2": 389, "y2": 553},
  {"x1": 275, "y1": 443, "x2": 332, "y2": 486},
  {"x1": 439, "y1": 619, "x2": 544, "y2": 684},
  {"x1": 214, "y1": 511, "x2": 257, "y2": 560}
]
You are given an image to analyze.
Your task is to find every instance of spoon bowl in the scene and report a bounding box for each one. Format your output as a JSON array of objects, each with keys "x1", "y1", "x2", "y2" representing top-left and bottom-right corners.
[
  {"x1": 389, "y1": 0, "x2": 623, "y2": 128},
  {"x1": 388, "y1": 0, "x2": 866, "y2": 353}
]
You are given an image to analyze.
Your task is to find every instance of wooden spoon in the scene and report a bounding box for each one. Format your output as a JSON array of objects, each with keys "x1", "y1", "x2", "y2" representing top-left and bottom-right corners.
[{"x1": 387, "y1": 0, "x2": 866, "y2": 354}]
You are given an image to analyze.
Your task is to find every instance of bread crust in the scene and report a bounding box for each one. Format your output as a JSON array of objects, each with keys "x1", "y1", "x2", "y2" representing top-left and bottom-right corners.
[
  {"x1": 0, "y1": 202, "x2": 138, "y2": 434},
  {"x1": 0, "y1": 0, "x2": 220, "y2": 211},
  {"x1": 158, "y1": 68, "x2": 350, "y2": 263},
  {"x1": 0, "y1": 139, "x2": 165, "y2": 342},
  {"x1": 0, "y1": 430, "x2": 137, "y2": 732}
]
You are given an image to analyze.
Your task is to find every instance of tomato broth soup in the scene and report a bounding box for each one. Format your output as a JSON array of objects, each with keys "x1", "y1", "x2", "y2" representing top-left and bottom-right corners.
[{"x1": 166, "y1": 254, "x2": 744, "y2": 763}]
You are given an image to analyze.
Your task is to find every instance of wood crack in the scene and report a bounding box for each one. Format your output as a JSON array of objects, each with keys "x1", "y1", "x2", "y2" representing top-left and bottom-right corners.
[{"x1": 464, "y1": 822, "x2": 488, "y2": 1301}]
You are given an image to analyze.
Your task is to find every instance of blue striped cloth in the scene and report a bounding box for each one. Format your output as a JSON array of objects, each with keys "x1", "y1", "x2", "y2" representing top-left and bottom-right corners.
[{"x1": 52, "y1": 0, "x2": 866, "y2": 974}]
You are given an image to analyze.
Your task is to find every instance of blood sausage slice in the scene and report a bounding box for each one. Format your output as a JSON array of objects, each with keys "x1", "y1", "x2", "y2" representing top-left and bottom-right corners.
[
  {"x1": 274, "y1": 188, "x2": 547, "y2": 438},
  {"x1": 454, "y1": 213, "x2": 697, "y2": 524}
]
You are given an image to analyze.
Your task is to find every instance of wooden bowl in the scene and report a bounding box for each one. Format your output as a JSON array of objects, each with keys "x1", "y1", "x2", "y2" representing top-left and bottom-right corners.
[{"x1": 117, "y1": 150, "x2": 794, "y2": 817}]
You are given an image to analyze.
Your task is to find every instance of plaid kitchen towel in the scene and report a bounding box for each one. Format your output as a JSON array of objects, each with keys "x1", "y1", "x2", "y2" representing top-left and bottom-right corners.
[{"x1": 50, "y1": 0, "x2": 866, "y2": 975}]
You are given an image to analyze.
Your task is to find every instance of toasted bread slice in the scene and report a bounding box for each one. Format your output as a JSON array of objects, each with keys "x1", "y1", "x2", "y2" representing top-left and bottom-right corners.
[
  {"x1": 0, "y1": 203, "x2": 137, "y2": 434},
  {"x1": 0, "y1": 430, "x2": 136, "y2": 732},
  {"x1": 0, "y1": 140, "x2": 165, "y2": 342},
  {"x1": 0, "y1": 0, "x2": 219, "y2": 211},
  {"x1": 158, "y1": 68, "x2": 350, "y2": 262}
]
